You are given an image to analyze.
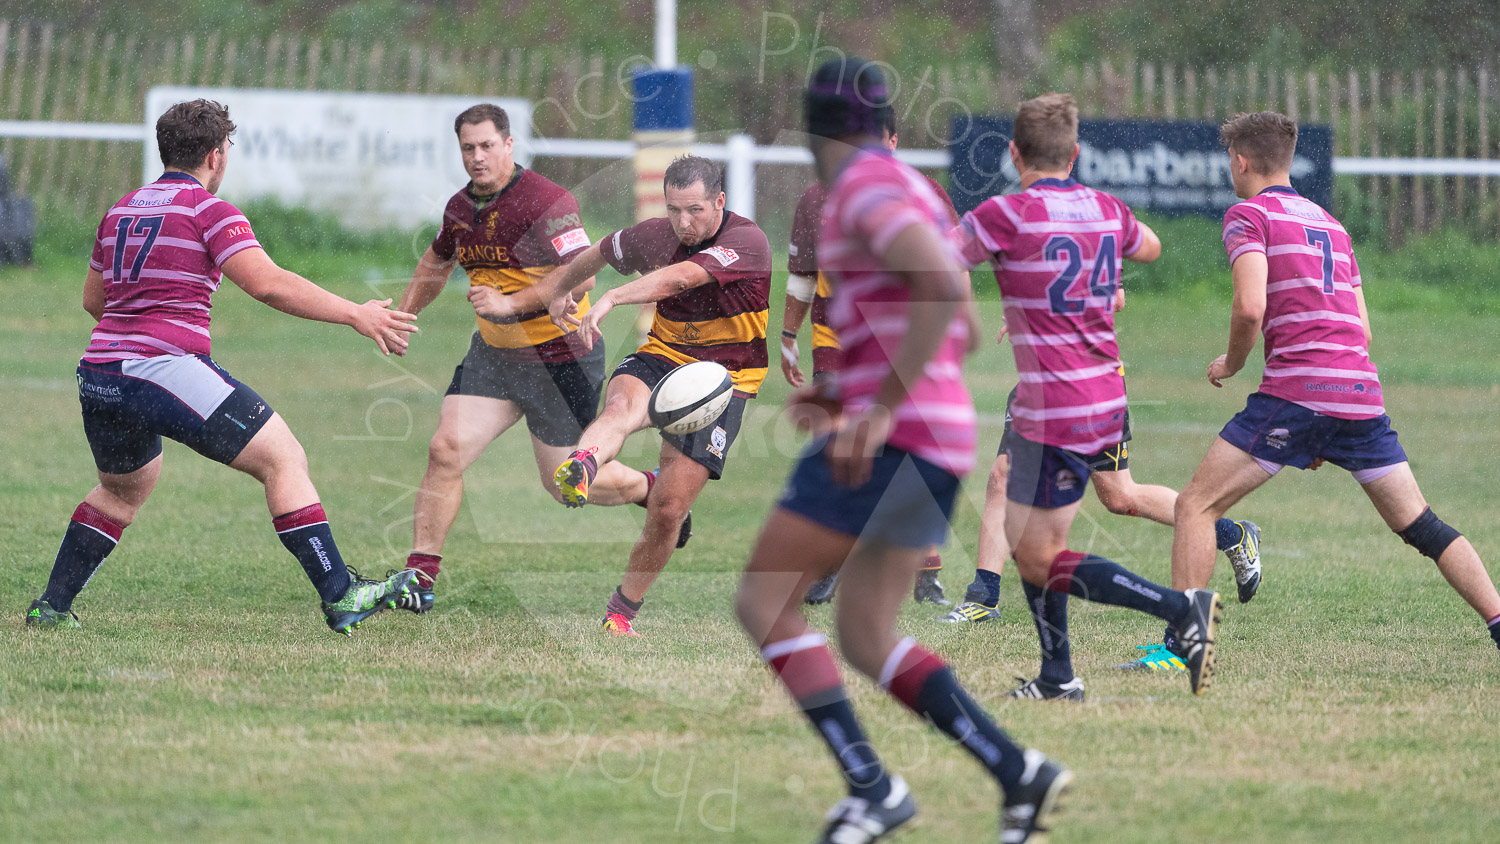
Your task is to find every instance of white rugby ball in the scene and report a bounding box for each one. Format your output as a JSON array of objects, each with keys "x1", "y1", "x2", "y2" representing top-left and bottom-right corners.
[{"x1": 648, "y1": 361, "x2": 733, "y2": 436}]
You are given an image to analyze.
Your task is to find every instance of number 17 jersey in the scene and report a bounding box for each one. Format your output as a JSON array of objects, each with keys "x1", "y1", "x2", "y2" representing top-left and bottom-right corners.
[
  {"x1": 955, "y1": 177, "x2": 1143, "y2": 454},
  {"x1": 85, "y1": 171, "x2": 262, "y2": 363}
]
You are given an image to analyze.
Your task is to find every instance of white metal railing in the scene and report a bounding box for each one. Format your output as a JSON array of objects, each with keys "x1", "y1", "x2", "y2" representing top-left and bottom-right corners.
[{"x1": 5, "y1": 120, "x2": 1500, "y2": 220}]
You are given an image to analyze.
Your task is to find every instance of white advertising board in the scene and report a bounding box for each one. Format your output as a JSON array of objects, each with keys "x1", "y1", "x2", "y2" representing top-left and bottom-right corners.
[{"x1": 144, "y1": 87, "x2": 532, "y2": 229}]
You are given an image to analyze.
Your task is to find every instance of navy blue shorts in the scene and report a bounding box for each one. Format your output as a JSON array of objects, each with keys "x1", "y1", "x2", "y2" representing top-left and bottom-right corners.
[
  {"x1": 778, "y1": 438, "x2": 961, "y2": 548},
  {"x1": 1004, "y1": 432, "x2": 1103, "y2": 508},
  {"x1": 1220, "y1": 392, "x2": 1407, "y2": 473},
  {"x1": 77, "y1": 355, "x2": 273, "y2": 474},
  {"x1": 997, "y1": 384, "x2": 1130, "y2": 472}
]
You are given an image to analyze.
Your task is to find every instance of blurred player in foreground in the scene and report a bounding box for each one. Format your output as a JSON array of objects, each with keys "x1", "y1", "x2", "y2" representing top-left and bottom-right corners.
[
  {"x1": 953, "y1": 93, "x2": 1223, "y2": 696},
  {"x1": 546, "y1": 156, "x2": 772, "y2": 637},
  {"x1": 1169, "y1": 110, "x2": 1500, "y2": 656},
  {"x1": 784, "y1": 111, "x2": 963, "y2": 608},
  {"x1": 25, "y1": 100, "x2": 419, "y2": 635},
  {"x1": 734, "y1": 58, "x2": 1070, "y2": 844},
  {"x1": 394, "y1": 104, "x2": 648, "y2": 614}
]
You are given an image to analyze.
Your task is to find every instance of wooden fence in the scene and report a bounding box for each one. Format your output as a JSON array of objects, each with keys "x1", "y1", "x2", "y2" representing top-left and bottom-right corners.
[{"x1": 2, "y1": 19, "x2": 1498, "y2": 243}]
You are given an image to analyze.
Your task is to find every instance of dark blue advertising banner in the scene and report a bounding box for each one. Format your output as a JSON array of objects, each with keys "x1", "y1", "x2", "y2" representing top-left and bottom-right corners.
[{"x1": 948, "y1": 116, "x2": 1334, "y2": 220}]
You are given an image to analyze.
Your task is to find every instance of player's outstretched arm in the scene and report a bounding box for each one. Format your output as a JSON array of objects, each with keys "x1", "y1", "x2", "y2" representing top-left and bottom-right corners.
[
  {"x1": 398, "y1": 246, "x2": 456, "y2": 317},
  {"x1": 565, "y1": 260, "x2": 713, "y2": 350},
  {"x1": 470, "y1": 246, "x2": 600, "y2": 324},
  {"x1": 1354, "y1": 286, "x2": 1374, "y2": 349},
  {"x1": 1126, "y1": 220, "x2": 1163, "y2": 263},
  {"x1": 82, "y1": 268, "x2": 106, "y2": 322},
  {"x1": 221, "y1": 247, "x2": 418, "y2": 356},
  {"x1": 1208, "y1": 251, "x2": 1268, "y2": 387}
]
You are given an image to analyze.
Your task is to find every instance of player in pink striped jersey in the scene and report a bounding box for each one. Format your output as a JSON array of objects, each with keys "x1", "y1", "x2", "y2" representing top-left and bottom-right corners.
[
  {"x1": 23, "y1": 99, "x2": 419, "y2": 636},
  {"x1": 954, "y1": 93, "x2": 1224, "y2": 697},
  {"x1": 734, "y1": 59, "x2": 1068, "y2": 844},
  {"x1": 1170, "y1": 111, "x2": 1500, "y2": 655}
]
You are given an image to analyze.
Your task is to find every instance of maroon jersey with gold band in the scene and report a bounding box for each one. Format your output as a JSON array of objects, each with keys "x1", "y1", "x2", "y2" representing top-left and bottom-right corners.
[
  {"x1": 603, "y1": 210, "x2": 771, "y2": 396},
  {"x1": 431, "y1": 166, "x2": 593, "y2": 363},
  {"x1": 788, "y1": 174, "x2": 957, "y2": 374}
]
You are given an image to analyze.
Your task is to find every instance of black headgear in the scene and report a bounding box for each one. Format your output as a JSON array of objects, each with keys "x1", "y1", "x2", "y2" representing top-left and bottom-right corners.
[{"x1": 805, "y1": 56, "x2": 894, "y2": 140}]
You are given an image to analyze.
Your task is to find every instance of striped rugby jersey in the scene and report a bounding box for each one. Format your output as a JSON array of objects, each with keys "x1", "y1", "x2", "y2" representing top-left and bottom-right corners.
[
  {"x1": 431, "y1": 166, "x2": 594, "y2": 363},
  {"x1": 820, "y1": 149, "x2": 976, "y2": 476},
  {"x1": 955, "y1": 178, "x2": 1141, "y2": 454},
  {"x1": 788, "y1": 175, "x2": 958, "y2": 374},
  {"x1": 85, "y1": 172, "x2": 262, "y2": 362},
  {"x1": 1222, "y1": 186, "x2": 1382, "y2": 418},
  {"x1": 603, "y1": 210, "x2": 772, "y2": 396}
]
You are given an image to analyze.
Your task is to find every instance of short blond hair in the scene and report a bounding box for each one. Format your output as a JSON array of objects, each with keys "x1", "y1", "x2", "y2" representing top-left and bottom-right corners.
[
  {"x1": 1220, "y1": 111, "x2": 1298, "y2": 175},
  {"x1": 1013, "y1": 93, "x2": 1078, "y2": 170}
]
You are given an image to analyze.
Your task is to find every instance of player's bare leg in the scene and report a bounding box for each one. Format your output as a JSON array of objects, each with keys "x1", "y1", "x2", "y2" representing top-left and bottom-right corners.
[
  {"x1": 939, "y1": 452, "x2": 1010, "y2": 623},
  {"x1": 233, "y1": 412, "x2": 413, "y2": 630},
  {"x1": 1359, "y1": 463, "x2": 1500, "y2": 622},
  {"x1": 603, "y1": 443, "x2": 708, "y2": 635},
  {"x1": 1170, "y1": 438, "x2": 1276, "y2": 591},
  {"x1": 412, "y1": 395, "x2": 524, "y2": 555},
  {"x1": 555, "y1": 375, "x2": 651, "y2": 506},
  {"x1": 88, "y1": 454, "x2": 164, "y2": 527},
  {"x1": 1092, "y1": 468, "x2": 1177, "y2": 524}
]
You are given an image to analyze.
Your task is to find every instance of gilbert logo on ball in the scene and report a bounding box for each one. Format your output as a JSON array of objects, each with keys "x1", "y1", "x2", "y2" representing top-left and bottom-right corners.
[{"x1": 648, "y1": 361, "x2": 733, "y2": 436}]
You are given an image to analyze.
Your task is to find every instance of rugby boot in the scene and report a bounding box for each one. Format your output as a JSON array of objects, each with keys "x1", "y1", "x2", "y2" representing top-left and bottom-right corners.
[
  {"x1": 25, "y1": 599, "x2": 80, "y2": 629},
  {"x1": 322, "y1": 568, "x2": 415, "y2": 635},
  {"x1": 553, "y1": 448, "x2": 598, "y2": 507},
  {"x1": 1175, "y1": 588, "x2": 1223, "y2": 696},
  {"x1": 676, "y1": 510, "x2": 693, "y2": 549},
  {"x1": 1001, "y1": 749, "x2": 1073, "y2": 844},
  {"x1": 389, "y1": 569, "x2": 435, "y2": 614},
  {"x1": 912, "y1": 568, "x2": 950, "y2": 606},
  {"x1": 1007, "y1": 676, "x2": 1086, "y2": 702},
  {"x1": 1224, "y1": 520, "x2": 1262, "y2": 603},
  {"x1": 816, "y1": 775, "x2": 916, "y2": 844},
  {"x1": 602, "y1": 612, "x2": 642, "y2": 637},
  {"x1": 937, "y1": 600, "x2": 1001, "y2": 624},
  {"x1": 804, "y1": 573, "x2": 838, "y2": 605},
  {"x1": 1112, "y1": 642, "x2": 1186, "y2": 671}
]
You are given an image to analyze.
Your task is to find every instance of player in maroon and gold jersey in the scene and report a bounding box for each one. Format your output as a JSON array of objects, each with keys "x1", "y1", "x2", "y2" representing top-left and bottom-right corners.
[
  {"x1": 783, "y1": 113, "x2": 961, "y2": 609},
  {"x1": 394, "y1": 104, "x2": 649, "y2": 613},
  {"x1": 541, "y1": 155, "x2": 773, "y2": 637}
]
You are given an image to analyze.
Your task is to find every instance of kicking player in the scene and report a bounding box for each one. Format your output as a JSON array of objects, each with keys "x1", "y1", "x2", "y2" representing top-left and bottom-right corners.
[
  {"x1": 953, "y1": 93, "x2": 1223, "y2": 697},
  {"x1": 24, "y1": 99, "x2": 419, "y2": 635},
  {"x1": 784, "y1": 111, "x2": 963, "y2": 608},
  {"x1": 1169, "y1": 110, "x2": 1500, "y2": 655},
  {"x1": 393, "y1": 104, "x2": 647, "y2": 613},
  {"x1": 736, "y1": 58, "x2": 1069, "y2": 844},
  {"x1": 544, "y1": 156, "x2": 771, "y2": 637}
]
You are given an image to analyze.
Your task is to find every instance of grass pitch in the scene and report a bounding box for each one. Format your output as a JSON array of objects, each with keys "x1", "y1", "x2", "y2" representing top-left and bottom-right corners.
[{"x1": 2, "y1": 257, "x2": 1498, "y2": 843}]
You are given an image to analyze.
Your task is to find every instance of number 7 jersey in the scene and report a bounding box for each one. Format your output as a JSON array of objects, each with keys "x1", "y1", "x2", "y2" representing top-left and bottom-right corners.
[
  {"x1": 1221, "y1": 185, "x2": 1382, "y2": 418},
  {"x1": 954, "y1": 177, "x2": 1140, "y2": 453},
  {"x1": 85, "y1": 171, "x2": 262, "y2": 363}
]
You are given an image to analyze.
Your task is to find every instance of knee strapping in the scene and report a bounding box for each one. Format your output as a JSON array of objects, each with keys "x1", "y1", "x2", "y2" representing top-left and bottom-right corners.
[{"x1": 1397, "y1": 507, "x2": 1462, "y2": 561}]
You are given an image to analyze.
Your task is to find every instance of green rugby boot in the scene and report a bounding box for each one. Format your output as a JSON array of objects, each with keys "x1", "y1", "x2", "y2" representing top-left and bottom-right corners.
[
  {"x1": 25, "y1": 599, "x2": 80, "y2": 629},
  {"x1": 1112, "y1": 642, "x2": 1186, "y2": 671},
  {"x1": 322, "y1": 568, "x2": 416, "y2": 635}
]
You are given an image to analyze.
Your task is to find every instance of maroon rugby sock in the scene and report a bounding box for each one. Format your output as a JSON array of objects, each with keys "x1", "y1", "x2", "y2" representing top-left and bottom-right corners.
[{"x1": 406, "y1": 553, "x2": 441, "y2": 588}]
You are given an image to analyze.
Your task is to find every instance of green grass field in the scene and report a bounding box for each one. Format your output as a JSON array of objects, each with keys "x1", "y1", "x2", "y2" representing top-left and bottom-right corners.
[{"x1": 3, "y1": 248, "x2": 1499, "y2": 843}]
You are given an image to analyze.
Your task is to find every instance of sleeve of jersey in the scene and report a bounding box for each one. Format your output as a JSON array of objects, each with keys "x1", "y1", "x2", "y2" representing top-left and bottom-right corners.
[
  {"x1": 1348, "y1": 252, "x2": 1362, "y2": 288},
  {"x1": 601, "y1": 223, "x2": 647, "y2": 276},
  {"x1": 1222, "y1": 203, "x2": 1267, "y2": 266},
  {"x1": 90, "y1": 219, "x2": 106, "y2": 273},
  {"x1": 689, "y1": 224, "x2": 771, "y2": 286},
  {"x1": 202, "y1": 201, "x2": 263, "y2": 266},
  {"x1": 1118, "y1": 201, "x2": 1146, "y2": 258},
  {"x1": 951, "y1": 202, "x2": 1012, "y2": 270},
  {"x1": 539, "y1": 193, "x2": 592, "y2": 265},
  {"x1": 787, "y1": 191, "x2": 819, "y2": 276},
  {"x1": 430, "y1": 213, "x2": 457, "y2": 262}
]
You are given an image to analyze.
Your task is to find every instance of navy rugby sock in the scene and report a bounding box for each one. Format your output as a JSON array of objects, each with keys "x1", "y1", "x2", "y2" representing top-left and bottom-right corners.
[
  {"x1": 763, "y1": 633, "x2": 891, "y2": 801},
  {"x1": 1214, "y1": 518, "x2": 1243, "y2": 552},
  {"x1": 883, "y1": 639, "x2": 1027, "y2": 791},
  {"x1": 1489, "y1": 614, "x2": 1500, "y2": 650},
  {"x1": 39, "y1": 503, "x2": 125, "y2": 613},
  {"x1": 966, "y1": 569, "x2": 1002, "y2": 606},
  {"x1": 1022, "y1": 580, "x2": 1074, "y2": 685},
  {"x1": 273, "y1": 504, "x2": 351, "y2": 603},
  {"x1": 1048, "y1": 550, "x2": 1190, "y2": 623}
]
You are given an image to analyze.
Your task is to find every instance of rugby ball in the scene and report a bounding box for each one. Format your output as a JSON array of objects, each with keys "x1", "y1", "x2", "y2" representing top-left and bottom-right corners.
[{"x1": 648, "y1": 361, "x2": 733, "y2": 436}]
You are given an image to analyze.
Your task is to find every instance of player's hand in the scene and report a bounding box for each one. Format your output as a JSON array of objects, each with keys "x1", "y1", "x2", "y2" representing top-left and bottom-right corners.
[
  {"x1": 467, "y1": 285, "x2": 511, "y2": 322},
  {"x1": 1114, "y1": 286, "x2": 1126, "y2": 312},
  {"x1": 826, "y1": 404, "x2": 894, "y2": 488},
  {"x1": 785, "y1": 381, "x2": 840, "y2": 436},
  {"x1": 548, "y1": 295, "x2": 580, "y2": 331},
  {"x1": 572, "y1": 294, "x2": 611, "y2": 350},
  {"x1": 351, "y1": 298, "x2": 418, "y2": 356},
  {"x1": 780, "y1": 335, "x2": 805, "y2": 387},
  {"x1": 1309, "y1": 457, "x2": 1326, "y2": 470},
  {"x1": 1207, "y1": 354, "x2": 1237, "y2": 388},
  {"x1": 996, "y1": 322, "x2": 1009, "y2": 345}
]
